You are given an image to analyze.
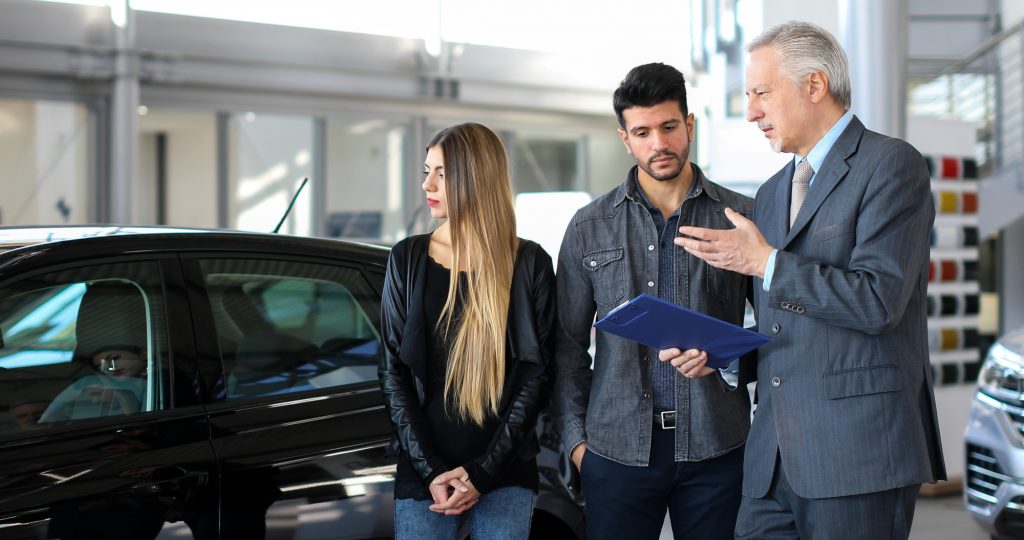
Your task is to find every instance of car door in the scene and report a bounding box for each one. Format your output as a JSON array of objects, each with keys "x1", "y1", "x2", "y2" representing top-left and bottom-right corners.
[
  {"x1": 0, "y1": 255, "x2": 218, "y2": 539},
  {"x1": 182, "y1": 251, "x2": 395, "y2": 539}
]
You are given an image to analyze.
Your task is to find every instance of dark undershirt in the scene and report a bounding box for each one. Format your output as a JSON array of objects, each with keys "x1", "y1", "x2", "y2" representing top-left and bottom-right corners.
[{"x1": 394, "y1": 255, "x2": 537, "y2": 500}]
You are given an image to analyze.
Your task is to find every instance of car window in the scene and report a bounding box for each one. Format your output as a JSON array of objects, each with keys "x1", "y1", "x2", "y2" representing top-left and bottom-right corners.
[
  {"x1": 199, "y1": 259, "x2": 381, "y2": 399},
  {"x1": 0, "y1": 262, "x2": 169, "y2": 436}
]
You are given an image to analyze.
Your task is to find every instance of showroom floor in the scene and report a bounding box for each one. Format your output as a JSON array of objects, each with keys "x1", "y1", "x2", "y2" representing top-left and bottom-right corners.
[
  {"x1": 657, "y1": 495, "x2": 986, "y2": 539},
  {"x1": 909, "y1": 495, "x2": 987, "y2": 540}
]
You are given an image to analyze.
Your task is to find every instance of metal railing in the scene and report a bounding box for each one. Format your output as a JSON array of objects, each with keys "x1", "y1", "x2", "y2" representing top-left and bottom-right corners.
[{"x1": 909, "y1": 19, "x2": 1024, "y2": 176}]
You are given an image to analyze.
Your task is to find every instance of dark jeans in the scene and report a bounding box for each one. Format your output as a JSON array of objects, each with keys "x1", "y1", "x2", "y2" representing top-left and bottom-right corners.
[{"x1": 581, "y1": 426, "x2": 743, "y2": 540}]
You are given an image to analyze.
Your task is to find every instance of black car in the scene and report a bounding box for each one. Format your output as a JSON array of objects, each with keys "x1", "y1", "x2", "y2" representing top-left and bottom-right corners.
[{"x1": 0, "y1": 226, "x2": 583, "y2": 539}]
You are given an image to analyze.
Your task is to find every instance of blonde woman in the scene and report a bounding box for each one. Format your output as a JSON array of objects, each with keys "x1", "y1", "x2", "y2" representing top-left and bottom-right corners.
[{"x1": 379, "y1": 123, "x2": 555, "y2": 539}]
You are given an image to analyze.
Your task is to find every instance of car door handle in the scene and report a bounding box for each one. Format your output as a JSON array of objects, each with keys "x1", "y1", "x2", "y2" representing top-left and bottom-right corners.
[{"x1": 132, "y1": 466, "x2": 209, "y2": 495}]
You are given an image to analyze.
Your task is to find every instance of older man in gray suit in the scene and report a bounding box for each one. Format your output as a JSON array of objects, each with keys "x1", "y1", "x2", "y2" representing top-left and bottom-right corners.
[{"x1": 671, "y1": 21, "x2": 946, "y2": 538}]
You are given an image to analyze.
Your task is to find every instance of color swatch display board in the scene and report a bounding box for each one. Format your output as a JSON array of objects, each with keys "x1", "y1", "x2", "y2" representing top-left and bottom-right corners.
[{"x1": 922, "y1": 154, "x2": 993, "y2": 386}]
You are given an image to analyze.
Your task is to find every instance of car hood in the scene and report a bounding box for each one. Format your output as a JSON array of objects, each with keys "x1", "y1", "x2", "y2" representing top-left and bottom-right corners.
[{"x1": 1000, "y1": 327, "x2": 1024, "y2": 357}]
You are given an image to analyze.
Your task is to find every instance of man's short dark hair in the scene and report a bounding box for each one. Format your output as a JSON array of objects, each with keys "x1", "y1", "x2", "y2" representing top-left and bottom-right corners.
[{"x1": 613, "y1": 63, "x2": 689, "y2": 128}]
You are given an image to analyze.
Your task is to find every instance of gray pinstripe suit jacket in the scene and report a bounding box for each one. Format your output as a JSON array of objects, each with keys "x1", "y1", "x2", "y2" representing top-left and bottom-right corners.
[{"x1": 744, "y1": 116, "x2": 948, "y2": 499}]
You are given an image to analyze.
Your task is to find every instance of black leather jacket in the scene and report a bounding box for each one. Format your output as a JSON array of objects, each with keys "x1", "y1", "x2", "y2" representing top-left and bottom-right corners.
[{"x1": 378, "y1": 233, "x2": 554, "y2": 493}]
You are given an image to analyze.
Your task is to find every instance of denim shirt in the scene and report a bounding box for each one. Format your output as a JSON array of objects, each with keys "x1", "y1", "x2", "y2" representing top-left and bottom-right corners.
[
  {"x1": 634, "y1": 180, "x2": 691, "y2": 412},
  {"x1": 551, "y1": 163, "x2": 753, "y2": 465}
]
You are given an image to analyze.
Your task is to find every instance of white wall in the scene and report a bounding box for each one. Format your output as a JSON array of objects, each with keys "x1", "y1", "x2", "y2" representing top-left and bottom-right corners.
[
  {"x1": 933, "y1": 384, "x2": 977, "y2": 483},
  {"x1": 585, "y1": 129, "x2": 637, "y2": 196},
  {"x1": 708, "y1": 117, "x2": 791, "y2": 186},
  {"x1": 34, "y1": 102, "x2": 88, "y2": 225},
  {"x1": 1003, "y1": 0, "x2": 1024, "y2": 27},
  {"x1": 761, "y1": 0, "x2": 839, "y2": 36},
  {"x1": 0, "y1": 101, "x2": 36, "y2": 226},
  {"x1": 1003, "y1": 218, "x2": 1024, "y2": 333},
  {"x1": 0, "y1": 100, "x2": 89, "y2": 226},
  {"x1": 324, "y1": 122, "x2": 400, "y2": 240},
  {"x1": 151, "y1": 111, "x2": 217, "y2": 228},
  {"x1": 135, "y1": 133, "x2": 158, "y2": 225}
]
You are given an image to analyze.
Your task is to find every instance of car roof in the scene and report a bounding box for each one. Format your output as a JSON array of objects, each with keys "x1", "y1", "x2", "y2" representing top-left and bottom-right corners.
[
  {"x1": 0, "y1": 225, "x2": 208, "y2": 252},
  {"x1": 0, "y1": 226, "x2": 390, "y2": 273}
]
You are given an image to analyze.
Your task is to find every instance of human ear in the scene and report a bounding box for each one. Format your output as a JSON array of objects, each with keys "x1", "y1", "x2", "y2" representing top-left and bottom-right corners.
[
  {"x1": 617, "y1": 128, "x2": 633, "y2": 155},
  {"x1": 807, "y1": 71, "x2": 830, "y2": 104}
]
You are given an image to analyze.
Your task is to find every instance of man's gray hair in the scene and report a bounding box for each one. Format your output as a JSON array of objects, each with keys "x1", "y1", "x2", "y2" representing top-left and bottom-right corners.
[{"x1": 747, "y1": 21, "x2": 851, "y2": 110}]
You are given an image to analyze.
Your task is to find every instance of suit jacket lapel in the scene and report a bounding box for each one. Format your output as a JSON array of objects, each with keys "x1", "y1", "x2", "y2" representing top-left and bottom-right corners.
[{"x1": 782, "y1": 116, "x2": 865, "y2": 248}]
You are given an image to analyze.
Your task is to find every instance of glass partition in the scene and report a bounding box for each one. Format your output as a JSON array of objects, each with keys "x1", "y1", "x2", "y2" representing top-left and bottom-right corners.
[
  {"x1": 227, "y1": 112, "x2": 314, "y2": 235},
  {"x1": 0, "y1": 98, "x2": 91, "y2": 226}
]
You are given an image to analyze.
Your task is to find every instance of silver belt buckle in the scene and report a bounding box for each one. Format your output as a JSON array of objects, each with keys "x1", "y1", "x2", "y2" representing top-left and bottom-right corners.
[{"x1": 659, "y1": 410, "x2": 676, "y2": 430}]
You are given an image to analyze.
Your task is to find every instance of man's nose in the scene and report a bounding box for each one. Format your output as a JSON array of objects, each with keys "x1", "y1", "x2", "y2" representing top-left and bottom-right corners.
[
  {"x1": 651, "y1": 131, "x2": 668, "y2": 150},
  {"x1": 746, "y1": 97, "x2": 761, "y2": 122}
]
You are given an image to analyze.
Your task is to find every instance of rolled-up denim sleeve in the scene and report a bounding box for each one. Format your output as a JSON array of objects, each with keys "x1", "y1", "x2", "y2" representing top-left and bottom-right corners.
[{"x1": 550, "y1": 218, "x2": 595, "y2": 455}]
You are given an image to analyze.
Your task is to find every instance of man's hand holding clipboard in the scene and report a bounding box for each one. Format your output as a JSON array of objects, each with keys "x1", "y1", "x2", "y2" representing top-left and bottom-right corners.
[{"x1": 593, "y1": 293, "x2": 770, "y2": 373}]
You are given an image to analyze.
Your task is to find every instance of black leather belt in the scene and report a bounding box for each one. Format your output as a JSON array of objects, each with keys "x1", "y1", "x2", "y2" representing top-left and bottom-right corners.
[{"x1": 657, "y1": 410, "x2": 676, "y2": 430}]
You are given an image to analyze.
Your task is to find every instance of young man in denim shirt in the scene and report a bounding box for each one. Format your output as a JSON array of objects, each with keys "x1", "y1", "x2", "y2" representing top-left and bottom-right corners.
[{"x1": 551, "y1": 63, "x2": 753, "y2": 539}]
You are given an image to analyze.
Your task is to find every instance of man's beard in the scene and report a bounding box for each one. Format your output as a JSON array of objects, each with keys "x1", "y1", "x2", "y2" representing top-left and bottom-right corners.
[
  {"x1": 758, "y1": 121, "x2": 783, "y2": 153},
  {"x1": 638, "y1": 150, "x2": 688, "y2": 181}
]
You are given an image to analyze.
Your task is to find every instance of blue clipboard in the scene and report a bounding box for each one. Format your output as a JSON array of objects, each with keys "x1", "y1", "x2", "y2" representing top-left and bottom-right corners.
[{"x1": 593, "y1": 294, "x2": 770, "y2": 369}]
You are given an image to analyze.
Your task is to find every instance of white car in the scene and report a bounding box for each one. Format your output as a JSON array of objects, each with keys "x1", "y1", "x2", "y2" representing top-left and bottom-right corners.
[{"x1": 965, "y1": 326, "x2": 1024, "y2": 539}]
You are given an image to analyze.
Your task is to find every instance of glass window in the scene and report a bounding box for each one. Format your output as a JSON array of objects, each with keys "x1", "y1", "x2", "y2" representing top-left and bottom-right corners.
[
  {"x1": 199, "y1": 259, "x2": 380, "y2": 399},
  {"x1": 137, "y1": 108, "x2": 218, "y2": 227},
  {"x1": 0, "y1": 98, "x2": 92, "y2": 225},
  {"x1": 227, "y1": 112, "x2": 314, "y2": 235},
  {"x1": 510, "y1": 135, "x2": 580, "y2": 193},
  {"x1": 325, "y1": 116, "x2": 409, "y2": 243},
  {"x1": 0, "y1": 262, "x2": 169, "y2": 435}
]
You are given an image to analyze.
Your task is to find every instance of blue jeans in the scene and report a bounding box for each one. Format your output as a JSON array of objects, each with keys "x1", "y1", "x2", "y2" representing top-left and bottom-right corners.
[
  {"x1": 394, "y1": 486, "x2": 534, "y2": 540},
  {"x1": 581, "y1": 426, "x2": 743, "y2": 540}
]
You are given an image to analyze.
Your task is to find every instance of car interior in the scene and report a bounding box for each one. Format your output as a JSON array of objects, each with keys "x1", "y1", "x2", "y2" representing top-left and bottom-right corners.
[
  {"x1": 204, "y1": 272, "x2": 381, "y2": 399},
  {"x1": 0, "y1": 278, "x2": 164, "y2": 432},
  {"x1": 41, "y1": 280, "x2": 155, "y2": 421}
]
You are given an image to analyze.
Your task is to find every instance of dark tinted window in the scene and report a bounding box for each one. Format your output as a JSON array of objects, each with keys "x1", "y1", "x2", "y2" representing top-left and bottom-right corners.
[
  {"x1": 0, "y1": 262, "x2": 169, "y2": 435},
  {"x1": 199, "y1": 259, "x2": 380, "y2": 399}
]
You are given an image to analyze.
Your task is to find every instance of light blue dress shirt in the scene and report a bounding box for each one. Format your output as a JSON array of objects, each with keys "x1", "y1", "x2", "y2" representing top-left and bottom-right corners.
[{"x1": 762, "y1": 110, "x2": 854, "y2": 290}]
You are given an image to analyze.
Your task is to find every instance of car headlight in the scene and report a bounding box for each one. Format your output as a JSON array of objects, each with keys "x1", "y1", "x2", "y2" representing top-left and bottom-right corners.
[{"x1": 978, "y1": 343, "x2": 1024, "y2": 399}]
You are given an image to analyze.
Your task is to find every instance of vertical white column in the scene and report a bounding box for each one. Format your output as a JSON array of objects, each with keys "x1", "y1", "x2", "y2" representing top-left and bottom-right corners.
[
  {"x1": 839, "y1": 0, "x2": 909, "y2": 138},
  {"x1": 1001, "y1": 218, "x2": 1024, "y2": 333},
  {"x1": 109, "y1": 0, "x2": 138, "y2": 224}
]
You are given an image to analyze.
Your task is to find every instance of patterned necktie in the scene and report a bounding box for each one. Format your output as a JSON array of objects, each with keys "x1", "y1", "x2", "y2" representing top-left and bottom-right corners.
[{"x1": 789, "y1": 160, "x2": 814, "y2": 228}]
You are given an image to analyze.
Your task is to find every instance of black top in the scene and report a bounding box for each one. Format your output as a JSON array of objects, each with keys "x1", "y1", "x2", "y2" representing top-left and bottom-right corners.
[
  {"x1": 393, "y1": 256, "x2": 538, "y2": 500},
  {"x1": 380, "y1": 234, "x2": 553, "y2": 499}
]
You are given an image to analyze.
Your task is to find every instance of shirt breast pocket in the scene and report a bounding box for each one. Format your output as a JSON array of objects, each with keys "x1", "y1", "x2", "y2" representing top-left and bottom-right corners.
[{"x1": 583, "y1": 247, "x2": 625, "y2": 306}]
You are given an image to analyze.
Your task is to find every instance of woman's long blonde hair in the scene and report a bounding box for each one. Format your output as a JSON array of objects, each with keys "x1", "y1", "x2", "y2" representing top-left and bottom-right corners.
[{"x1": 430, "y1": 123, "x2": 518, "y2": 426}]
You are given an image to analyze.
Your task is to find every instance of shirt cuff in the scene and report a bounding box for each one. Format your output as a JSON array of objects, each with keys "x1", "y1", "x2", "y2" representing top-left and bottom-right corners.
[
  {"x1": 762, "y1": 249, "x2": 778, "y2": 291},
  {"x1": 717, "y1": 358, "x2": 739, "y2": 390}
]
